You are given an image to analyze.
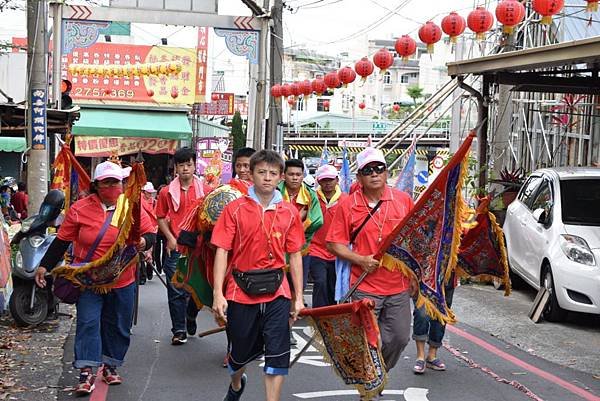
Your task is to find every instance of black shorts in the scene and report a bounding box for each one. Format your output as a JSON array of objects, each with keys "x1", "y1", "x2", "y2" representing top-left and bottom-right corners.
[{"x1": 226, "y1": 296, "x2": 291, "y2": 375}]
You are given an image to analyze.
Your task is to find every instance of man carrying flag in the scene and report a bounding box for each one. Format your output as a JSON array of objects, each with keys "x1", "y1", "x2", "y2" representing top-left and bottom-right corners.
[{"x1": 327, "y1": 147, "x2": 414, "y2": 375}]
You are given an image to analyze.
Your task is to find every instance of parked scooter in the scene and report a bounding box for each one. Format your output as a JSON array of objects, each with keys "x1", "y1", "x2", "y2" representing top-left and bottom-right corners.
[{"x1": 9, "y1": 190, "x2": 64, "y2": 326}]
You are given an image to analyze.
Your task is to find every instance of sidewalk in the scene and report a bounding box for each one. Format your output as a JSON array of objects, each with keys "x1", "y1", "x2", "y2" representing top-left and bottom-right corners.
[{"x1": 0, "y1": 306, "x2": 74, "y2": 401}]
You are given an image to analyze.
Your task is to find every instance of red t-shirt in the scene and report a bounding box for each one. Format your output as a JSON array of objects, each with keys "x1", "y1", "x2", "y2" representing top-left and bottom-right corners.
[
  {"x1": 326, "y1": 186, "x2": 414, "y2": 296},
  {"x1": 309, "y1": 192, "x2": 347, "y2": 261},
  {"x1": 142, "y1": 197, "x2": 158, "y2": 231},
  {"x1": 211, "y1": 196, "x2": 305, "y2": 304},
  {"x1": 11, "y1": 191, "x2": 28, "y2": 218},
  {"x1": 57, "y1": 194, "x2": 156, "y2": 288},
  {"x1": 156, "y1": 183, "x2": 200, "y2": 239}
]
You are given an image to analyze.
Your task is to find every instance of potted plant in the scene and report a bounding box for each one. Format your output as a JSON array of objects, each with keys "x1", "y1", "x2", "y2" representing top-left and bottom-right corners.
[{"x1": 498, "y1": 167, "x2": 525, "y2": 207}]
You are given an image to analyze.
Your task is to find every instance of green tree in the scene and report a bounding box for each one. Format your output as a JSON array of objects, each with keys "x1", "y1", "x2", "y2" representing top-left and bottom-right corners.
[
  {"x1": 407, "y1": 85, "x2": 424, "y2": 106},
  {"x1": 231, "y1": 111, "x2": 246, "y2": 150}
]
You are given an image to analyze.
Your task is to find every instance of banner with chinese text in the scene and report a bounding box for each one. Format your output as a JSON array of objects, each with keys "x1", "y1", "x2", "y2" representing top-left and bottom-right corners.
[{"x1": 74, "y1": 136, "x2": 178, "y2": 157}]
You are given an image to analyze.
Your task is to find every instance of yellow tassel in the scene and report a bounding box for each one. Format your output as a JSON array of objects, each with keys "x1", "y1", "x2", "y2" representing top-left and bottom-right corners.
[{"x1": 488, "y1": 211, "x2": 511, "y2": 296}]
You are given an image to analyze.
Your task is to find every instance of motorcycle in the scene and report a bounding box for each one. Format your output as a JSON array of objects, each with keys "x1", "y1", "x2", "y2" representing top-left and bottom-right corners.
[{"x1": 9, "y1": 190, "x2": 64, "y2": 326}]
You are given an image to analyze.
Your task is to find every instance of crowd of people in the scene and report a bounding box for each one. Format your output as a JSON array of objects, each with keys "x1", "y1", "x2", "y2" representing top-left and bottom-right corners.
[
  {"x1": 30, "y1": 145, "x2": 453, "y2": 401},
  {"x1": 0, "y1": 179, "x2": 28, "y2": 222}
]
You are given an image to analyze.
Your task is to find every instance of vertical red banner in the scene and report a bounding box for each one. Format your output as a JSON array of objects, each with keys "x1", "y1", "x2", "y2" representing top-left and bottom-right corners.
[{"x1": 195, "y1": 27, "x2": 209, "y2": 103}]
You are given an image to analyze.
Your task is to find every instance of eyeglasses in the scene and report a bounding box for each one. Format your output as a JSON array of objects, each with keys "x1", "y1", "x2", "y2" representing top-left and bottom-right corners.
[{"x1": 359, "y1": 164, "x2": 386, "y2": 176}]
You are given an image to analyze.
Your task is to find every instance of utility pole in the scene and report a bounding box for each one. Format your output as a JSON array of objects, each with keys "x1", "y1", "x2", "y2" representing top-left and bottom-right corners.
[
  {"x1": 27, "y1": 0, "x2": 50, "y2": 212},
  {"x1": 51, "y1": 1, "x2": 63, "y2": 108},
  {"x1": 267, "y1": 0, "x2": 283, "y2": 150}
]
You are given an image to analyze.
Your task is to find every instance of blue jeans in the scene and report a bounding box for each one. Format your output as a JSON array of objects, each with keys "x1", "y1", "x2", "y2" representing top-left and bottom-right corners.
[
  {"x1": 162, "y1": 250, "x2": 188, "y2": 334},
  {"x1": 74, "y1": 283, "x2": 135, "y2": 369},
  {"x1": 412, "y1": 286, "x2": 455, "y2": 348},
  {"x1": 307, "y1": 256, "x2": 336, "y2": 308}
]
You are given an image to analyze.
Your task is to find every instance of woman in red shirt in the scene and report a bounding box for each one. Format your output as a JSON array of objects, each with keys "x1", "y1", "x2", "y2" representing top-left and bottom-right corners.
[{"x1": 35, "y1": 161, "x2": 156, "y2": 396}]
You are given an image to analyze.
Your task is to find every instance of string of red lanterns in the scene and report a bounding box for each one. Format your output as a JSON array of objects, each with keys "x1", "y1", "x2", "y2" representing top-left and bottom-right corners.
[{"x1": 270, "y1": 2, "x2": 568, "y2": 101}]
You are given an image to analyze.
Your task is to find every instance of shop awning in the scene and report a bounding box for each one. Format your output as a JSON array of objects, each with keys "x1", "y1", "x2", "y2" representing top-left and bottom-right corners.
[
  {"x1": 0, "y1": 137, "x2": 26, "y2": 152},
  {"x1": 72, "y1": 108, "x2": 191, "y2": 140}
]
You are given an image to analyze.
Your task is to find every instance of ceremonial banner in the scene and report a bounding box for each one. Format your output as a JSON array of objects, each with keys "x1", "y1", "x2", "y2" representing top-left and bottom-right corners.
[
  {"x1": 395, "y1": 148, "x2": 416, "y2": 197},
  {"x1": 457, "y1": 197, "x2": 511, "y2": 295},
  {"x1": 51, "y1": 145, "x2": 91, "y2": 211},
  {"x1": 74, "y1": 136, "x2": 178, "y2": 157},
  {"x1": 53, "y1": 163, "x2": 145, "y2": 291},
  {"x1": 339, "y1": 142, "x2": 352, "y2": 194},
  {"x1": 299, "y1": 299, "x2": 386, "y2": 400},
  {"x1": 379, "y1": 132, "x2": 475, "y2": 324}
]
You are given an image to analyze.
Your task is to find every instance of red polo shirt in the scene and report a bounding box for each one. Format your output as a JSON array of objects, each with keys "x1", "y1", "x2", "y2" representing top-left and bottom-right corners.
[
  {"x1": 57, "y1": 194, "x2": 156, "y2": 288},
  {"x1": 326, "y1": 186, "x2": 414, "y2": 296},
  {"x1": 156, "y1": 184, "x2": 199, "y2": 239},
  {"x1": 211, "y1": 195, "x2": 305, "y2": 304},
  {"x1": 309, "y1": 192, "x2": 347, "y2": 261}
]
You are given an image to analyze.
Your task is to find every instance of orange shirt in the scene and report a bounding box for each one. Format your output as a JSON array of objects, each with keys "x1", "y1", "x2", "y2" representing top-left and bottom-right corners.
[
  {"x1": 309, "y1": 191, "x2": 347, "y2": 261},
  {"x1": 57, "y1": 194, "x2": 156, "y2": 288},
  {"x1": 211, "y1": 191, "x2": 305, "y2": 304},
  {"x1": 326, "y1": 186, "x2": 414, "y2": 296}
]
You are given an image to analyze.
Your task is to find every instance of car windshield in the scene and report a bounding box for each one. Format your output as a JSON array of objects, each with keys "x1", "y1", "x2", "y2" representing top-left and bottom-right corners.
[{"x1": 560, "y1": 178, "x2": 600, "y2": 226}]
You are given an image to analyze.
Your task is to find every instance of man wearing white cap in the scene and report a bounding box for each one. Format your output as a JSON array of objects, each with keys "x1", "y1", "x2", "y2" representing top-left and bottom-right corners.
[
  {"x1": 327, "y1": 147, "x2": 414, "y2": 376},
  {"x1": 307, "y1": 164, "x2": 347, "y2": 307}
]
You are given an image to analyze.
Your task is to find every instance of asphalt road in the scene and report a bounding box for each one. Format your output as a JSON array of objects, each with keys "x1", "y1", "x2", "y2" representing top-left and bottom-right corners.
[{"x1": 56, "y1": 277, "x2": 600, "y2": 401}]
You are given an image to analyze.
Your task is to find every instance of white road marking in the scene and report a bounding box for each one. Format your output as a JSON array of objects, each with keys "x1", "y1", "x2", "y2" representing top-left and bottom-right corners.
[{"x1": 293, "y1": 388, "x2": 430, "y2": 400}]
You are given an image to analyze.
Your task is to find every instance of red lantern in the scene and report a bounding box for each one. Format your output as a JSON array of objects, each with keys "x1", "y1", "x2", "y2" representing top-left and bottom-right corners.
[
  {"x1": 300, "y1": 80, "x2": 312, "y2": 97},
  {"x1": 532, "y1": 0, "x2": 564, "y2": 25},
  {"x1": 287, "y1": 96, "x2": 295, "y2": 106},
  {"x1": 338, "y1": 66, "x2": 356, "y2": 87},
  {"x1": 586, "y1": 0, "x2": 598, "y2": 12},
  {"x1": 441, "y1": 12, "x2": 466, "y2": 43},
  {"x1": 171, "y1": 88, "x2": 179, "y2": 99},
  {"x1": 496, "y1": 0, "x2": 526, "y2": 34},
  {"x1": 358, "y1": 102, "x2": 366, "y2": 110},
  {"x1": 290, "y1": 81, "x2": 301, "y2": 97},
  {"x1": 394, "y1": 35, "x2": 417, "y2": 62},
  {"x1": 324, "y1": 71, "x2": 340, "y2": 90},
  {"x1": 467, "y1": 7, "x2": 494, "y2": 41},
  {"x1": 354, "y1": 57, "x2": 374, "y2": 81},
  {"x1": 393, "y1": 104, "x2": 400, "y2": 112},
  {"x1": 323, "y1": 100, "x2": 330, "y2": 109},
  {"x1": 418, "y1": 21, "x2": 442, "y2": 54},
  {"x1": 373, "y1": 48, "x2": 394, "y2": 75},
  {"x1": 146, "y1": 89, "x2": 154, "y2": 97},
  {"x1": 271, "y1": 84, "x2": 282, "y2": 98},
  {"x1": 311, "y1": 79, "x2": 327, "y2": 96},
  {"x1": 280, "y1": 84, "x2": 292, "y2": 98}
]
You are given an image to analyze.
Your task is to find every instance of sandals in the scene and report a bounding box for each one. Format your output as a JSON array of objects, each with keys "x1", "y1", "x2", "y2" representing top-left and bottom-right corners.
[
  {"x1": 413, "y1": 359, "x2": 426, "y2": 374},
  {"x1": 426, "y1": 358, "x2": 446, "y2": 371}
]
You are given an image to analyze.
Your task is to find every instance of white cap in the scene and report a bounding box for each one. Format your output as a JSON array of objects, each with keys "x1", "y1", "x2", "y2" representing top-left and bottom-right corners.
[
  {"x1": 316, "y1": 164, "x2": 338, "y2": 181},
  {"x1": 142, "y1": 182, "x2": 156, "y2": 193},
  {"x1": 93, "y1": 161, "x2": 131, "y2": 181},
  {"x1": 303, "y1": 175, "x2": 316, "y2": 188},
  {"x1": 356, "y1": 147, "x2": 386, "y2": 170}
]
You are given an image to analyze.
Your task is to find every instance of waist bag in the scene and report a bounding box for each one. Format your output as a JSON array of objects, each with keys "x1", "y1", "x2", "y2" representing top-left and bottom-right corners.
[{"x1": 232, "y1": 268, "x2": 284, "y2": 296}]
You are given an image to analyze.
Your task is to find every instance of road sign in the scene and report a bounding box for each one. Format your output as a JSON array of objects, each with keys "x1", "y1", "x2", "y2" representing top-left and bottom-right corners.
[
  {"x1": 68, "y1": 5, "x2": 92, "y2": 19},
  {"x1": 417, "y1": 170, "x2": 428, "y2": 184},
  {"x1": 234, "y1": 16, "x2": 255, "y2": 30}
]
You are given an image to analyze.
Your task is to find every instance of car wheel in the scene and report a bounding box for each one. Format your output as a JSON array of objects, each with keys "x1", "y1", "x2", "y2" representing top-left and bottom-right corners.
[{"x1": 542, "y1": 266, "x2": 567, "y2": 322}]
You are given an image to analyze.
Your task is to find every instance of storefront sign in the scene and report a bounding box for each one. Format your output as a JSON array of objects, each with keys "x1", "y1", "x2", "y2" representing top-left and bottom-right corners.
[
  {"x1": 192, "y1": 92, "x2": 235, "y2": 115},
  {"x1": 74, "y1": 136, "x2": 177, "y2": 157},
  {"x1": 61, "y1": 43, "x2": 199, "y2": 105},
  {"x1": 195, "y1": 27, "x2": 209, "y2": 103},
  {"x1": 30, "y1": 89, "x2": 47, "y2": 150}
]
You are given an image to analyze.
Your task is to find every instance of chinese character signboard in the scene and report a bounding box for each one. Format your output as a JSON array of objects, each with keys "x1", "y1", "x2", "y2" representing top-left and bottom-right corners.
[
  {"x1": 195, "y1": 27, "x2": 209, "y2": 103},
  {"x1": 74, "y1": 136, "x2": 178, "y2": 157},
  {"x1": 30, "y1": 89, "x2": 47, "y2": 150},
  {"x1": 62, "y1": 43, "x2": 199, "y2": 104},
  {"x1": 192, "y1": 92, "x2": 235, "y2": 115}
]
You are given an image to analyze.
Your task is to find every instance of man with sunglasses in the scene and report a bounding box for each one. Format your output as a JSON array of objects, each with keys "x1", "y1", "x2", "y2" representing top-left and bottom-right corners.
[{"x1": 326, "y1": 147, "x2": 414, "y2": 379}]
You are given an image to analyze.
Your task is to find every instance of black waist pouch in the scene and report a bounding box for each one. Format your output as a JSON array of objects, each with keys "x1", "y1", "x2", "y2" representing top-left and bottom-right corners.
[{"x1": 232, "y1": 268, "x2": 284, "y2": 296}]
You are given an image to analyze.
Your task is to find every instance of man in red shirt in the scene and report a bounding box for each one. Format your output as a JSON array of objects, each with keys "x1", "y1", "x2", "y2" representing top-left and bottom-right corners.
[
  {"x1": 156, "y1": 147, "x2": 208, "y2": 345},
  {"x1": 11, "y1": 182, "x2": 28, "y2": 219},
  {"x1": 307, "y1": 164, "x2": 347, "y2": 307},
  {"x1": 327, "y1": 147, "x2": 414, "y2": 374},
  {"x1": 232, "y1": 147, "x2": 255, "y2": 182},
  {"x1": 212, "y1": 150, "x2": 304, "y2": 401}
]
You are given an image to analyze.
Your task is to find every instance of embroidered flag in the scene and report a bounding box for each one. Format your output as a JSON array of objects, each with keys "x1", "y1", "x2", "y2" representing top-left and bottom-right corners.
[
  {"x1": 457, "y1": 196, "x2": 511, "y2": 295},
  {"x1": 299, "y1": 300, "x2": 386, "y2": 400},
  {"x1": 339, "y1": 142, "x2": 352, "y2": 194},
  {"x1": 378, "y1": 132, "x2": 475, "y2": 324},
  {"x1": 51, "y1": 145, "x2": 91, "y2": 211},
  {"x1": 395, "y1": 148, "x2": 416, "y2": 197},
  {"x1": 278, "y1": 181, "x2": 323, "y2": 250}
]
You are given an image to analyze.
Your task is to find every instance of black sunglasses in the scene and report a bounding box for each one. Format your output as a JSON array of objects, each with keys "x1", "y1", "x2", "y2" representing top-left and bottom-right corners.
[{"x1": 359, "y1": 164, "x2": 387, "y2": 176}]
